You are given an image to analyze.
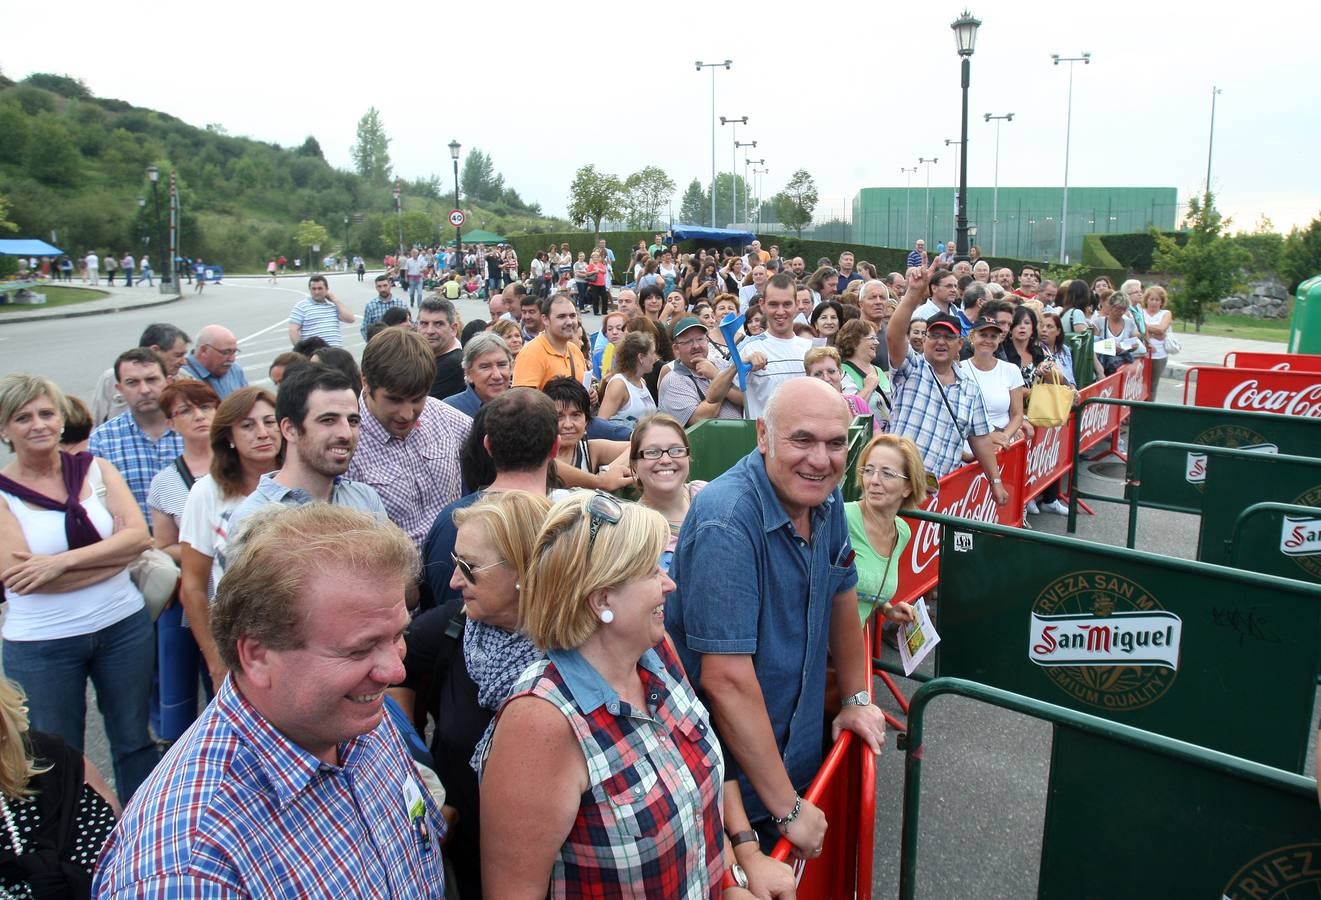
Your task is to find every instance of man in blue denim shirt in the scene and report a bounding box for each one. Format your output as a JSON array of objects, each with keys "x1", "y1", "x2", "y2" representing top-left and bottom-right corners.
[{"x1": 666, "y1": 377, "x2": 885, "y2": 858}]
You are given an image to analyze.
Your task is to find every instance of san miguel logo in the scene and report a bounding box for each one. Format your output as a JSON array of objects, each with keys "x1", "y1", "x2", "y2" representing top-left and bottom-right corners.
[
  {"x1": 1223, "y1": 842, "x2": 1321, "y2": 898},
  {"x1": 1185, "y1": 425, "x2": 1277, "y2": 490},
  {"x1": 1028, "y1": 571, "x2": 1181, "y2": 710},
  {"x1": 1281, "y1": 485, "x2": 1321, "y2": 580}
]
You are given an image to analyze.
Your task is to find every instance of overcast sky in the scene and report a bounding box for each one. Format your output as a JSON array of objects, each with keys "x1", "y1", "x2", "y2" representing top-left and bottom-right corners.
[{"x1": 6, "y1": 0, "x2": 1318, "y2": 234}]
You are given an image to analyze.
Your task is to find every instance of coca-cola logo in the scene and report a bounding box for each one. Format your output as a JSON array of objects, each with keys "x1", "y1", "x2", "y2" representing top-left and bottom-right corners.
[
  {"x1": 1222, "y1": 379, "x2": 1321, "y2": 417},
  {"x1": 908, "y1": 473, "x2": 1001, "y2": 574},
  {"x1": 1077, "y1": 387, "x2": 1117, "y2": 438},
  {"x1": 1122, "y1": 364, "x2": 1147, "y2": 402},
  {"x1": 1026, "y1": 428, "x2": 1063, "y2": 484}
]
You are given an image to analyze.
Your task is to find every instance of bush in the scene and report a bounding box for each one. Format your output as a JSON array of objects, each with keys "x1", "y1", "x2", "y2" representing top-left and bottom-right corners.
[{"x1": 1093, "y1": 231, "x2": 1187, "y2": 272}]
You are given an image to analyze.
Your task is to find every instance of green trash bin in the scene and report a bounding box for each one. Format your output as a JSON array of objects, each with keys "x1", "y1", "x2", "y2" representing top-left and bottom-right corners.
[{"x1": 1289, "y1": 274, "x2": 1321, "y2": 353}]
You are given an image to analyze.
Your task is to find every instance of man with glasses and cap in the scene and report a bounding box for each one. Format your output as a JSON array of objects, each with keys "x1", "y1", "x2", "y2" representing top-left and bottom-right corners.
[
  {"x1": 886, "y1": 262, "x2": 1010, "y2": 495},
  {"x1": 658, "y1": 317, "x2": 744, "y2": 426}
]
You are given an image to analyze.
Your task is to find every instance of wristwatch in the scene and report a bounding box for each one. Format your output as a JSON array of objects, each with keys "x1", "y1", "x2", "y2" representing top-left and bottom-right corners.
[
  {"x1": 721, "y1": 863, "x2": 749, "y2": 890},
  {"x1": 842, "y1": 689, "x2": 871, "y2": 707}
]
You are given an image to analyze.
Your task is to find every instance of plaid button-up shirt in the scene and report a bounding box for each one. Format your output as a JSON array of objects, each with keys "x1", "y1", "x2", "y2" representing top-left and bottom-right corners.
[
  {"x1": 92, "y1": 676, "x2": 447, "y2": 898},
  {"x1": 493, "y1": 641, "x2": 724, "y2": 899},
  {"x1": 348, "y1": 396, "x2": 471, "y2": 548},
  {"x1": 88, "y1": 412, "x2": 183, "y2": 524},
  {"x1": 889, "y1": 347, "x2": 993, "y2": 477}
]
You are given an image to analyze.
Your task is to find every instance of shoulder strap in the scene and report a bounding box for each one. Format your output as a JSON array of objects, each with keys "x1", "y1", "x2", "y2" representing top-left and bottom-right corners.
[
  {"x1": 173, "y1": 455, "x2": 196, "y2": 491},
  {"x1": 417, "y1": 608, "x2": 467, "y2": 734}
]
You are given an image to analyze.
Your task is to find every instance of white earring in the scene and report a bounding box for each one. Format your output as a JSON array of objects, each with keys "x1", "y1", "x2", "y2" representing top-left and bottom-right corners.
[
  {"x1": 600, "y1": 609, "x2": 614, "y2": 624},
  {"x1": 515, "y1": 583, "x2": 521, "y2": 591}
]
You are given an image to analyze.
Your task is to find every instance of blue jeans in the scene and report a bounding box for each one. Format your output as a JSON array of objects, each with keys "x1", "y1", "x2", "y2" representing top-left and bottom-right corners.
[
  {"x1": 408, "y1": 277, "x2": 423, "y2": 305},
  {"x1": 4, "y1": 606, "x2": 159, "y2": 803}
]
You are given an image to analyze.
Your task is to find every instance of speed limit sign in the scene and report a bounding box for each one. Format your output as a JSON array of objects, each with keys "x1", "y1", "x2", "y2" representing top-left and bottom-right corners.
[{"x1": 448, "y1": 209, "x2": 466, "y2": 227}]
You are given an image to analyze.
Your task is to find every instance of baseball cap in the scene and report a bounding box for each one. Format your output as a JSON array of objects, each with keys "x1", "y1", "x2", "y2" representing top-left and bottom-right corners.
[
  {"x1": 671, "y1": 316, "x2": 706, "y2": 339},
  {"x1": 969, "y1": 315, "x2": 1003, "y2": 332},
  {"x1": 926, "y1": 313, "x2": 963, "y2": 336}
]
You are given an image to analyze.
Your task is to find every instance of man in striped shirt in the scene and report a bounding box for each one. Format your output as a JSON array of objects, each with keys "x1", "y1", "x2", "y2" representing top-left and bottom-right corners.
[
  {"x1": 288, "y1": 275, "x2": 355, "y2": 347},
  {"x1": 92, "y1": 504, "x2": 447, "y2": 898}
]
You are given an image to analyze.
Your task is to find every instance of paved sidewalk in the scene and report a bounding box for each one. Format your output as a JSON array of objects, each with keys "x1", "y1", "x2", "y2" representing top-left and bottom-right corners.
[
  {"x1": 0, "y1": 282, "x2": 182, "y2": 324},
  {"x1": 1162, "y1": 330, "x2": 1287, "y2": 382}
]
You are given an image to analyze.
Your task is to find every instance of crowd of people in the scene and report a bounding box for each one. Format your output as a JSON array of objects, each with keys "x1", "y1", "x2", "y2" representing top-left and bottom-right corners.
[{"x1": 0, "y1": 234, "x2": 1173, "y2": 898}]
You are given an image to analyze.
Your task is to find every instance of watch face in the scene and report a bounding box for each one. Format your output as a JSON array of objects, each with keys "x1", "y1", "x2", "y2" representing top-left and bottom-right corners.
[{"x1": 733, "y1": 865, "x2": 749, "y2": 889}]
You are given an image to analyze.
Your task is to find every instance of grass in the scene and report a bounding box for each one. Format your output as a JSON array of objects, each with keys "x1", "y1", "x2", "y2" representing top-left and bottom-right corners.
[
  {"x1": 1177, "y1": 313, "x2": 1290, "y2": 343},
  {"x1": 0, "y1": 285, "x2": 110, "y2": 313}
]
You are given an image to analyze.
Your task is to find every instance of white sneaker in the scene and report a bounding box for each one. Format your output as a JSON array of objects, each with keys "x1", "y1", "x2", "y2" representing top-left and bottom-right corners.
[
  {"x1": 1026, "y1": 500, "x2": 1040, "y2": 515},
  {"x1": 1044, "y1": 499, "x2": 1070, "y2": 515}
]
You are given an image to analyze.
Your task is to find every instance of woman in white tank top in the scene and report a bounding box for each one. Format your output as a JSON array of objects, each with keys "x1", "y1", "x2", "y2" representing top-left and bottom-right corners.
[
  {"x1": 0, "y1": 375, "x2": 158, "y2": 803},
  {"x1": 596, "y1": 331, "x2": 659, "y2": 431}
]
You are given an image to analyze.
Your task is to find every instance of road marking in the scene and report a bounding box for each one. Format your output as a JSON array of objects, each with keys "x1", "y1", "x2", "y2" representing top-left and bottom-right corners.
[{"x1": 238, "y1": 319, "x2": 292, "y2": 345}]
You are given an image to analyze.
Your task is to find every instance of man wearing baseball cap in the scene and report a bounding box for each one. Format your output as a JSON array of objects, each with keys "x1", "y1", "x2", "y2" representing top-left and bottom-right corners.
[
  {"x1": 658, "y1": 316, "x2": 744, "y2": 425},
  {"x1": 885, "y1": 263, "x2": 1008, "y2": 500}
]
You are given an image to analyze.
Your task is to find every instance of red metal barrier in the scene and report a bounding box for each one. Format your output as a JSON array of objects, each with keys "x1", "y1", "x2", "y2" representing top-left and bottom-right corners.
[
  {"x1": 1183, "y1": 365, "x2": 1321, "y2": 416},
  {"x1": 1224, "y1": 350, "x2": 1321, "y2": 372},
  {"x1": 769, "y1": 730, "x2": 875, "y2": 900}
]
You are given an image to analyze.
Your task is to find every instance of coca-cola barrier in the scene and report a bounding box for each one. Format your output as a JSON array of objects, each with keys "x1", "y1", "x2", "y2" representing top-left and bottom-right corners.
[
  {"x1": 1184, "y1": 366, "x2": 1321, "y2": 417},
  {"x1": 1223, "y1": 350, "x2": 1321, "y2": 373}
]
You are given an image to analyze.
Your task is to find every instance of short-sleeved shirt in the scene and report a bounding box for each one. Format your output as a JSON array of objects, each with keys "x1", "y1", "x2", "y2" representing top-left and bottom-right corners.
[
  {"x1": 178, "y1": 475, "x2": 245, "y2": 599},
  {"x1": 958, "y1": 358, "x2": 1025, "y2": 431},
  {"x1": 512, "y1": 333, "x2": 588, "y2": 390},
  {"x1": 889, "y1": 348, "x2": 993, "y2": 477},
  {"x1": 179, "y1": 352, "x2": 250, "y2": 399},
  {"x1": 289, "y1": 296, "x2": 345, "y2": 346},
  {"x1": 665, "y1": 449, "x2": 856, "y2": 822},
  {"x1": 736, "y1": 333, "x2": 813, "y2": 420},
  {"x1": 658, "y1": 358, "x2": 741, "y2": 426},
  {"x1": 348, "y1": 397, "x2": 471, "y2": 548},
  {"x1": 361, "y1": 295, "x2": 408, "y2": 341},
  {"x1": 87, "y1": 413, "x2": 184, "y2": 524},
  {"x1": 226, "y1": 472, "x2": 386, "y2": 551},
  {"x1": 844, "y1": 504, "x2": 911, "y2": 625},
  {"x1": 147, "y1": 461, "x2": 194, "y2": 530}
]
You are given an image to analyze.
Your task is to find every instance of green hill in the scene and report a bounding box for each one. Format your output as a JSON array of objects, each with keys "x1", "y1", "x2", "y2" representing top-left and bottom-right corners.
[{"x1": 0, "y1": 72, "x2": 573, "y2": 271}]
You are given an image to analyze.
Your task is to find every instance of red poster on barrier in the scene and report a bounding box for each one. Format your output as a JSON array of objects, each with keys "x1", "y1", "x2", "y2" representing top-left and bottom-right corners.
[
  {"x1": 1224, "y1": 351, "x2": 1321, "y2": 373},
  {"x1": 1121, "y1": 357, "x2": 1150, "y2": 413},
  {"x1": 1023, "y1": 420, "x2": 1074, "y2": 501},
  {"x1": 1186, "y1": 366, "x2": 1321, "y2": 417},
  {"x1": 1074, "y1": 370, "x2": 1126, "y2": 451},
  {"x1": 894, "y1": 442, "x2": 1026, "y2": 605}
]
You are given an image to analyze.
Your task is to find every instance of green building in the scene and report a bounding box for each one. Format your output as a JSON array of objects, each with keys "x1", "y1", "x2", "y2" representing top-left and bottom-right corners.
[{"x1": 851, "y1": 186, "x2": 1178, "y2": 262}]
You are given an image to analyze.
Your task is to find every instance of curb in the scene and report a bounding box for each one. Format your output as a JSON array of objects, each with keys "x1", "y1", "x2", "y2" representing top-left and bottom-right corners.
[{"x1": 0, "y1": 292, "x2": 183, "y2": 325}]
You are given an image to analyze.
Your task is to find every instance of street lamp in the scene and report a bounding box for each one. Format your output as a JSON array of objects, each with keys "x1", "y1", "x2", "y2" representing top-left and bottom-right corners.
[
  {"x1": 951, "y1": 9, "x2": 981, "y2": 262},
  {"x1": 393, "y1": 177, "x2": 403, "y2": 256},
  {"x1": 901, "y1": 166, "x2": 918, "y2": 247},
  {"x1": 751, "y1": 165, "x2": 768, "y2": 225},
  {"x1": 145, "y1": 166, "x2": 163, "y2": 283},
  {"x1": 720, "y1": 116, "x2": 748, "y2": 228},
  {"x1": 743, "y1": 157, "x2": 764, "y2": 226},
  {"x1": 917, "y1": 157, "x2": 939, "y2": 244},
  {"x1": 1051, "y1": 51, "x2": 1091, "y2": 263},
  {"x1": 984, "y1": 112, "x2": 1014, "y2": 255},
  {"x1": 449, "y1": 139, "x2": 462, "y2": 260},
  {"x1": 1205, "y1": 86, "x2": 1223, "y2": 197},
  {"x1": 696, "y1": 60, "x2": 732, "y2": 227},
  {"x1": 735, "y1": 141, "x2": 757, "y2": 226}
]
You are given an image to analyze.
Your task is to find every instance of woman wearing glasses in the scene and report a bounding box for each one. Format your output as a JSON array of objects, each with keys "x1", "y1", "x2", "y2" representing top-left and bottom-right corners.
[
  {"x1": 481, "y1": 491, "x2": 789, "y2": 898},
  {"x1": 845, "y1": 435, "x2": 925, "y2": 626},
  {"x1": 147, "y1": 382, "x2": 222, "y2": 563},
  {"x1": 629, "y1": 413, "x2": 706, "y2": 573}
]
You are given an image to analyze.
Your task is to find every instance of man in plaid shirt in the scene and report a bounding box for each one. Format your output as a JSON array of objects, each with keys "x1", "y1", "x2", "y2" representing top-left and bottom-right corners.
[{"x1": 93, "y1": 505, "x2": 447, "y2": 898}]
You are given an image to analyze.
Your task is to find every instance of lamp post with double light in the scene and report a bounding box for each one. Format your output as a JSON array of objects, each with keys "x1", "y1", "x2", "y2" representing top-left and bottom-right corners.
[{"x1": 449, "y1": 139, "x2": 462, "y2": 260}]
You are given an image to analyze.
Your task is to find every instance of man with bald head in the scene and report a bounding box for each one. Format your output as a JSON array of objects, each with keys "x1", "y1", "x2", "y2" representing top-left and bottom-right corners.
[
  {"x1": 666, "y1": 377, "x2": 884, "y2": 857},
  {"x1": 180, "y1": 324, "x2": 249, "y2": 398}
]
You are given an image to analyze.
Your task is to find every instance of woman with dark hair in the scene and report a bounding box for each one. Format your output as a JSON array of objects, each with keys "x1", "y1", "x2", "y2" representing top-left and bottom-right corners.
[
  {"x1": 685, "y1": 258, "x2": 719, "y2": 304},
  {"x1": 596, "y1": 333, "x2": 658, "y2": 430},
  {"x1": 997, "y1": 306, "x2": 1049, "y2": 385},
  {"x1": 178, "y1": 387, "x2": 282, "y2": 691},
  {"x1": 809, "y1": 300, "x2": 845, "y2": 344},
  {"x1": 1030, "y1": 312, "x2": 1079, "y2": 517},
  {"x1": 1059, "y1": 279, "x2": 1096, "y2": 335},
  {"x1": 58, "y1": 395, "x2": 94, "y2": 454},
  {"x1": 807, "y1": 265, "x2": 840, "y2": 303},
  {"x1": 308, "y1": 346, "x2": 362, "y2": 397},
  {"x1": 148, "y1": 381, "x2": 221, "y2": 564},
  {"x1": 542, "y1": 377, "x2": 632, "y2": 492}
]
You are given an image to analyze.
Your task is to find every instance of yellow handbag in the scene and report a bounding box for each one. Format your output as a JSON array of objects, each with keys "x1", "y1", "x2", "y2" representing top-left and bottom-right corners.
[{"x1": 1026, "y1": 368, "x2": 1073, "y2": 428}]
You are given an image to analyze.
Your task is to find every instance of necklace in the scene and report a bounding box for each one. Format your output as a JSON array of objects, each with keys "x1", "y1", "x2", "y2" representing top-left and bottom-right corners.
[{"x1": 0, "y1": 794, "x2": 23, "y2": 855}]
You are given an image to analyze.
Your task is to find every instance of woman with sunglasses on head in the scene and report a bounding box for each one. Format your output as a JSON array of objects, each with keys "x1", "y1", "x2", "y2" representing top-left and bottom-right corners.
[
  {"x1": 845, "y1": 435, "x2": 925, "y2": 626},
  {"x1": 629, "y1": 413, "x2": 706, "y2": 573},
  {"x1": 481, "y1": 491, "x2": 790, "y2": 899}
]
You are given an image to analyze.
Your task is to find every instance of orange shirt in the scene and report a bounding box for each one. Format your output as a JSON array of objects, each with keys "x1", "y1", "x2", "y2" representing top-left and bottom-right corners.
[{"x1": 513, "y1": 333, "x2": 588, "y2": 389}]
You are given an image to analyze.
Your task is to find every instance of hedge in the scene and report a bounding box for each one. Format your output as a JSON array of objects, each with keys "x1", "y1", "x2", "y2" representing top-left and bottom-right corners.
[{"x1": 1087, "y1": 231, "x2": 1188, "y2": 272}]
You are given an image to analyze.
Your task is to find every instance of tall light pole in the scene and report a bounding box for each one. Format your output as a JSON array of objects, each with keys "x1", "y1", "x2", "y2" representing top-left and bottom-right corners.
[
  {"x1": 944, "y1": 137, "x2": 963, "y2": 238},
  {"x1": 696, "y1": 60, "x2": 732, "y2": 227},
  {"x1": 393, "y1": 177, "x2": 403, "y2": 256},
  {"x1": 743, "y1": 157, "x2": 764, "y2": 226},
  {"x1": 950, "y1": 10, "x2": 981, "y2": 261},
  {"x1": 145, "y1": 166, "x2": 163, "y2": 283},
  {"x1": 917, "y1": 156, "x2": 939, "y2": 243},
  {"x1": 720, "y1": 115, "x2": 748, "y2": 227},
  {"x1": 901, "y1": 166, "x2": 918, "y2": 247},
  {"x1": 752, "y1": 165, "x2": 768, "y2": 225},
  {"x1": 1051, "y1": 51, "x2": 1091, "y2": 263},
  {"x1": 167, "y1": 171, "x2": 178, "y2": 289},
  {"x1": 343, "y1": 215, "x2": 350, "y2": 261},
  {"x1": 984, "y1": 112, "x2": 1014, "y2": 255},
  {"x1": 1205, "y1": 86, "x2": 1223, "y2": 198},
  {"x1": 449, "y1": 139, "x2": 462, "y2": 260},
  {"x1": 735, "y1": 141, "x2": 757, "y2": 226}
]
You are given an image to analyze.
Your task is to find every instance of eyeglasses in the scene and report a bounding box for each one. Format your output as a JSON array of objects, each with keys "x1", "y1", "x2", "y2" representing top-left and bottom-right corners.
[
  {"x1": 674, "y1": 334, "x2": 708, "y2": 348},
  {"x1": 861, "y1": 465, "x2": 909, "y2": 482},
  {"x1": 202, "y1": 344, "x2": 240, "y2": 357},
  {"x1": 451, "y1": 552, "x2": 505, "y2": 584},
  {"x1": 587, "y1": 490, "x2": 623, "y2": 549},
  {"x1": 637, "y1": 446, "x2": 690, "y2": 460},
  {"x1": 169, "y1": 403, "x2": 217, "y2": 419}
]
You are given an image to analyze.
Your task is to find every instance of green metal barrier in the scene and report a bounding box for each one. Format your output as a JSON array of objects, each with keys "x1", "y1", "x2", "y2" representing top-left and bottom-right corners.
[
  {"x1": 898, "y1": 678, "x2": 1321, "y2": 900},
  {"x1": 1227, "y1": 502, "x2": 1321, "y2": 584},
  {"x1": 1063, "y1": 332, "x2": 1095, "y2": 390},
  {"x1": 913, "y1": 509, "x2": 1321, "y2": 772},
  {"x1": 841, "y1": 415, "x2": 873, "y2": 503}
]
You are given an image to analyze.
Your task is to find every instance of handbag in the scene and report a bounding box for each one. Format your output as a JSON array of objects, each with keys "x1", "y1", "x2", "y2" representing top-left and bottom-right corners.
[
  {"x1": 128, "y1": 548, "x2": 179, "y2": 621},
  {"x1": 1027, "y1": 368, "x2": 1073, "y2": 427},
  {"x1": 1164, "y1": 333, "x2": 1182, "y2": 355}
]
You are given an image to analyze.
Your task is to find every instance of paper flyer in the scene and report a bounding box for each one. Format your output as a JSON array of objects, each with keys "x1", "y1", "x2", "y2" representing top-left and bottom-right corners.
[
  {"x1": 897, "y1": 598, "x2": 941, "y2": 677},
  {"x1": 1093, "y1": 337, "x2": 1117, "y2": 357},
  {"x1": 719, "y1": 313, "x2": 751, "y2": 391}
]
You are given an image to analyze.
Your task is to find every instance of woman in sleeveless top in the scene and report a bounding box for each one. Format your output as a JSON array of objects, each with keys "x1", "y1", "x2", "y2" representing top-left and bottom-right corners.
[
  {"x1": 0, "y1": 375, "x2": 157, "y2": 804},
  {"x1": 480, "y1": 492, "x2": 792, "y2": 899},
  {"x1": 596, "y1": 333, "x2": 658, "y2": 431},
  {"x1": 543, "y1": 378, "x2": 632, "y2": 494}
]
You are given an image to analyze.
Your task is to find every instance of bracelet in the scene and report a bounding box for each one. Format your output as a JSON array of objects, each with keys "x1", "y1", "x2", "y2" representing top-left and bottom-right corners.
[
  {"x1": 990, "y1": 478, "x2": 1002, "y2": 484},
  {"x1": 769, "y1": 794, "x2": 802, "y2": 827}
]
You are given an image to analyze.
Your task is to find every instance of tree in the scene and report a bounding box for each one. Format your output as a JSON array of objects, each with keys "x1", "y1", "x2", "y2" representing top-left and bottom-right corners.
[
  {"x1": 773, "y1": 170, "x2": 819, "y2": 237},
  {"x1": 1229, "y1": 215, "x2": 1284, "y2": 276},
  {"x1": 25, "y1": 118, "x2": 81, "y2": 187},
  {"x1": 1282, "y1": 214, "x2": 1321, "y2": 293},
  {"x1": 622, "y1": 166, "x2": 677, "y2": 230},
  {"x1": 679, "y1": 178, "x2": 708, "y2": 226},
  {"x1": 380, "y1": 210, "x2": 434, "y2": 251},
  {"x1": 707, "y1": 172, "x2": 751, "y2": 228},
  {"x1": 0, "y1": 193, "x2": 18, "y2": 233},
  {"x1": 294, "y1": 219, "x2": 331, "y2": 268},
  {"x1": 567, "y1": 165, "x2": 624, "y2": 240},
  {"x1": 22, "y1": 73, "x2": 90, "y2": 99},
  {"x1": 1153, "y1": 192, "x2": 1248, "y2": 331},
  {"x1": 350, "y1": 107, "x2": 392, "y2": 183},
  {"x1": 461, "y1": 149, "x2": 504, "y2": 202},
  {"x1": 297, "y1": 136, "x2": 325, "y2": 160}
]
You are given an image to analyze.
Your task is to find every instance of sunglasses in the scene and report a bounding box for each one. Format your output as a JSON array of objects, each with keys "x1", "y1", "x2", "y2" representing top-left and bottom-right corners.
[
  {"x1": 587, "y1": 490, "x2": 624, "y2": 549},
  {"x1": 451, "y1": 552, "x2": 505, "y2": 584}
]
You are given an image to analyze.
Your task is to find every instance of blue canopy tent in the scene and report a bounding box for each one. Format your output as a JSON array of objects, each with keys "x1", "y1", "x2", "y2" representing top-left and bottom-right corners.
[
  {"x1": 668, "y1": 224, "x2": 756, "y2": 246},
  {"x1": 0, "y1": 239, "x2": 64, "y2": 256}
]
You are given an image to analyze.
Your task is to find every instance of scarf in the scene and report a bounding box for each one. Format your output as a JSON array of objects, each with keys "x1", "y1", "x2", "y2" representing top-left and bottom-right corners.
[
  {"x1": 0, "y1": 452, "x2": 102, "y2": 551},
  {"x1": 464, "y1": 617, "x2": 543, "y2": 774}
]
